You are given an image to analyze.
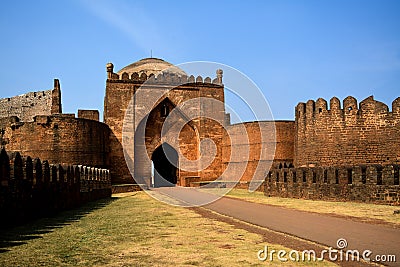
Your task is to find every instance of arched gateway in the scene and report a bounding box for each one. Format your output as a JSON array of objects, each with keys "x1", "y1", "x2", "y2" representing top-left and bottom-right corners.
[
  {"x1": 104, "y1": 58, "x2": 226, "y2": 185},
  {"x1": 152, "y1": 143, "x2": 178, "y2": 187}
]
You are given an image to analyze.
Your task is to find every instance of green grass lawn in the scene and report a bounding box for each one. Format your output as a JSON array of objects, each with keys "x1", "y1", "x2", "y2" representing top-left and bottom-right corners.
[
  {"x1": 0, "y1": 192, "x2": 338, "y2": 266},
  {"x1": 224, "y1": 189, "x2": 400, "y2": 226}
]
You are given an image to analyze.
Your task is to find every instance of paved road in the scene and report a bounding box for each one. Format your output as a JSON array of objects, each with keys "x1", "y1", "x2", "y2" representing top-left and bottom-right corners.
[{"x1": 152, "y1": 187, "x2": 400, "y2": 266}]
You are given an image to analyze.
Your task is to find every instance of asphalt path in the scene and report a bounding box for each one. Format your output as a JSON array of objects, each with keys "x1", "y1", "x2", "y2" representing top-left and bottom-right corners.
[{"x1": 152, "y1": 187, "x2": 400, "y2": 266}]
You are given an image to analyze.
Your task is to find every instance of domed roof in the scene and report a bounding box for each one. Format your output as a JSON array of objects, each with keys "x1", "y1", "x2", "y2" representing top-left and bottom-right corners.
[{"x1": 117, "y1": 58, "x2": 186, "y2": 77}]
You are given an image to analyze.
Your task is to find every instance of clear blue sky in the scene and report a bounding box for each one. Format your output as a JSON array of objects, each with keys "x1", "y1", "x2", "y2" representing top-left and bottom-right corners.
[{"x1": 0, "y1": 0, "x2": 399, "y2": 121}]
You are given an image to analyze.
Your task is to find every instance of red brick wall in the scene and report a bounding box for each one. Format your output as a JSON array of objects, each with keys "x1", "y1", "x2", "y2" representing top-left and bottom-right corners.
[
  {"x1": 222, "y1": 121, "x2": 295, "y2": 182},
  {"x1": 295, "y1": 96, "x2": 400, "y2": 167},
  {"x1": 0, "y1": 114, "x2": 110, "y2": 168}
]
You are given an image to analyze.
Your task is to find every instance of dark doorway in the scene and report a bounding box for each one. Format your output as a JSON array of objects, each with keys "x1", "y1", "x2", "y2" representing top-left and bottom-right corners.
[{"x1": 151, "y1": 143, "x2": 178, "y2": 187}]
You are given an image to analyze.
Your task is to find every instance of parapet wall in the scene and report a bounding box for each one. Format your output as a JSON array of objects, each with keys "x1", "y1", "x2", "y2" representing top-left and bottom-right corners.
[
  {"x1": 0, "y1": 149, "x2": 111, "y2": 226},
  {"x1": 107, "y1": 64, "x2": 223, "y2": 86},
  {"x1": 78, "y1": 109, "x2": 100, "y2": 121},
  {"x1": 0, "y1": 79, "x2": 62, "y2": 122},
  {"x1": 265, "y1": 164, "x2": 400, "y2": 205},
  {"x1": 0, "y1": 114, "x2": 110, "y2": 168},
  {"x1": 295, "y1": 96, "x2": 400, "y2": 167}
]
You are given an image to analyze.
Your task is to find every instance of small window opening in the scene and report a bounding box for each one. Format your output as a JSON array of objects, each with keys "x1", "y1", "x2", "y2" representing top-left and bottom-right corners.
[
  {"x1": 394, "y1": 167, "x2": 399, "y2": 185},
  {"x1": 303, "y1": 171, "x2": 307, "y2": 183},
  {"x1": 284, "y1": 171, "x2": 287, "y2": 183},
  {"x1": 361, "y1": 167, "x2": 367, "y2": 184},
  {"x1": 312, "y1": 172, "x2": 316, "y2": 183},
  {"x1": 377, "y1": 166, "x2": 383, "y2": 185},
  {"x1": 293, "y1": 172, "x2": 297, "y2": 183},
  {"x1": 347, "y1": 169, "x2": 353, "y2": 184},
  {"x1": 323, "y1": 169, "x2": 328, "y2": 183},
  {"x1": 335, "y1": 169, "x2": 339, "y2": 184}
]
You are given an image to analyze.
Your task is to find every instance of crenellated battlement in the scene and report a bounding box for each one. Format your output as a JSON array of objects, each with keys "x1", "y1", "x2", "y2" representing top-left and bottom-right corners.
[
  {"x1": 106, "y1": 62, "x2": 223, "y2": 86},
  {"x1": 296, "y1": 96, "x2": 399, "y2": 123},
  {"x1": 0, "y1": 148, "x2": 111, "y2": 226},
  {"x1": 295, "y1": 96, "x2": 400, "y2": 168},
  {"x1": 295, "y1": 95, "x2": 399, "y2": 136},
  {"x1": 109, "y1": 71, "x2": 222, "y2": 86},
  {"x1": 265, "y1": 164, "x2": 400, "y2": 205}
]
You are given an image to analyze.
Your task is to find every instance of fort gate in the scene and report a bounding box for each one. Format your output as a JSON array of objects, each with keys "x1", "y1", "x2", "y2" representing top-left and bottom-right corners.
[{"x1": 104, "y1": 58, "x2": 226, "y2": 186}]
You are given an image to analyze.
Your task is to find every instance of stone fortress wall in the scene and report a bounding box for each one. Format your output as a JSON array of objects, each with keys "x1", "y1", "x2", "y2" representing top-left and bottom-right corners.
[
  {"x1": 265, "y1": 164, "x2": 400, "y2": 205},
  {"x1": 0, "y1": 148, "x2": 111, "y2": 227},
  {"x1": 0, "y1": 57, "x2": 398, "y2": 204},
  {"x1": 222, "y1": 121, "x2": 295, "y2": 183},
  {"x1": 265, "y1": 95, "x2": 400, "y2": 205},
  {"x1": 0, "y1": 79, "x2": 112, "y2": 224},
  {"x1": 0, "y1": 114, "x2": 110, "y2": 168},
  {"x1": 0, "y1": 79, "x2": 62, "y2": 122},
  {"x1": 295, "y1": 96, "x2": 400, "y2": 167},
  {"x1": 0, "y1": 79, "x2": 110, "y2": 169}
]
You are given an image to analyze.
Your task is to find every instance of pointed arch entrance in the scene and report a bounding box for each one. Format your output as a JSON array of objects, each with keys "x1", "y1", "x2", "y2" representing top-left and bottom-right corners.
[
  {"x1": 134, "y1": 97, "x2": 200, "y2": 187},
  {"x1": 151, "y1": 143, "x2": 178, "y2": 187}
]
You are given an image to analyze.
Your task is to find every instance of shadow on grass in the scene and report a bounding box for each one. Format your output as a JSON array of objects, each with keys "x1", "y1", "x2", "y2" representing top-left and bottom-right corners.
[{"x1": 0, "y1": 197, "x2": 118, "y2": 253}]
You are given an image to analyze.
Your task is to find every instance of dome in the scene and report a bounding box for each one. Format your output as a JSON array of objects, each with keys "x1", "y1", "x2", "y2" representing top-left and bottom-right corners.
[{"x1": 117, "y1": 58, "x2": 186, "y2": 77}]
